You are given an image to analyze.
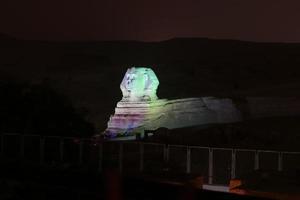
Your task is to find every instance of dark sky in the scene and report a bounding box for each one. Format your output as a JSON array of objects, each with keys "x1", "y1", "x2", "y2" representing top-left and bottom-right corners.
[{"x1": 1, "y1": 0, "x2": 300, "y2": 42}]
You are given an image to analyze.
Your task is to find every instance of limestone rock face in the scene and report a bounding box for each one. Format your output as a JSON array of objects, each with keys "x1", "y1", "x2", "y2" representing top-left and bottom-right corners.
[
  {"x1": 103, "y1": 67, "x2": 242, "y2": 138},
  {"x1": 103, "y1": 97, "x2": 242, "y2": 138}
]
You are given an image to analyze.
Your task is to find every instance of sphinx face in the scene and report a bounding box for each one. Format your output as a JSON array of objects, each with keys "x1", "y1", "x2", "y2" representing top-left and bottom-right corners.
[{"x1": 120, "y1": 67, "x2": 159, "y2": 101}]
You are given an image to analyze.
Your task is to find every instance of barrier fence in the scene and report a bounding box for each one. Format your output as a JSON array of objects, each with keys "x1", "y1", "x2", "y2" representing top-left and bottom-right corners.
[{"x1": 1, "y1": 133, "x2": 300, "y2": 185}]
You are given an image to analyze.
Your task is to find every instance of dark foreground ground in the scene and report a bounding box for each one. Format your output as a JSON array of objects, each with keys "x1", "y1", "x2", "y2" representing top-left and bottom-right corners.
[{"x1": 0, "y1": 162, "x2": 271, "y2": 200}]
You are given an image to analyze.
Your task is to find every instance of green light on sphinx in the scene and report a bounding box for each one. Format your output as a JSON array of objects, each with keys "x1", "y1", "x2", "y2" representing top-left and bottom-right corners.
[
  {"x1": 120, "y1": 67, "x2": 159, "y2": 101},
  {"x1": 104, "y1": 67, "x2": 163, "y2": 138}
]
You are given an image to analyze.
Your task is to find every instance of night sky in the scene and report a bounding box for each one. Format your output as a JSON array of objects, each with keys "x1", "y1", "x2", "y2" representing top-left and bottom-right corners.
[{"x1": 1, "y1": 0, "x2": 300, "y2": 42}]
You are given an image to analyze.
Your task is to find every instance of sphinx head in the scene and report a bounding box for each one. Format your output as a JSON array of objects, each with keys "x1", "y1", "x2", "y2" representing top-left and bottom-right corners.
[{"x1": 120, "y1": 67, "x2": 159, "y2": 101}]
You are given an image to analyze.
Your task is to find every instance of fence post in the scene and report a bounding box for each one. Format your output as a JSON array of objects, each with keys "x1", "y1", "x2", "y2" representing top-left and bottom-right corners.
[
  {"x1": 186, "y1": 146, "x2": 191, "y2": 174},
  {"x1": 59, "y1": 137, "x2": 64, "y2": 162},
  {"x1": 139, "y1": 143, "x2": 144, "y2": 172},
  {"x1": 98, "y1": 143, "x2": 103, "y2": 173},
  {"x1": 119, "y1": 143, "x2": 123, "y2": 173},
  {"x1": 20, "y1": 134, "x2": 25, "y2": 159},
  {"x1": 78, "y1": 139, "x2": 83, "y2": 165},
  {"x1": 254, "y1": 151, "x2": 259, "y2": 170},
  {"x1": 40, "y1": 137, "x2": 45, "y2": 164},
  {"x1": 278, "y1": 152, "x2": 283, "y2": 171},
  {"x1": 208, "y1": 148, "x2": 214, "y2": 184},
  {"x1": 0, "y1": 134, "x2": 3, "y2": 157},
  {"x1": 231, "y1": 149, "x2": 236, "y2": 179}
]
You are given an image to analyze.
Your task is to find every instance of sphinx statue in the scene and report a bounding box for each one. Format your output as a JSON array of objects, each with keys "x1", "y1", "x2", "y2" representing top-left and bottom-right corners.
[
  {"x1": 103, "y1": 67, "x2": 242, "y2": 139},
  {"x1": 120, "y1": 67, "x2": 159, "y2": 101}
]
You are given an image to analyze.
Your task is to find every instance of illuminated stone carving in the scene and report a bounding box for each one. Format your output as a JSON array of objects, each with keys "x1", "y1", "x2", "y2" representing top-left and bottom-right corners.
[
  {"x1": 103, "y1": 67, "x2": 242, "y2": 139},
  {"x1": 120, "y1": 67, "x2": 159, "y2": 101}
]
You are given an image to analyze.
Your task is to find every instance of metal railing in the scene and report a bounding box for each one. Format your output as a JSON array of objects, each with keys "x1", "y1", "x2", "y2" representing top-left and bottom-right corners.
[{"x1": 1, "y1": 133, "x2": 300, "y2": 185}]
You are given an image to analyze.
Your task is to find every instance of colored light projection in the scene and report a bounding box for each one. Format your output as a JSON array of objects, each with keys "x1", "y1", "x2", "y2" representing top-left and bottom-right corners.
[
  {"x1": 120, "y1": 67, "x2": 159, "y2": 102},
  {"x1": 103, "y1": 67, "x2": 242, "y2": 139},
  {"x1": 104, "y1": 67, "x2": 164, "y2": 138}
]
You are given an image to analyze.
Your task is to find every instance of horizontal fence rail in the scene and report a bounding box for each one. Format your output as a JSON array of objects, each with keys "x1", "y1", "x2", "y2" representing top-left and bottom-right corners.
[{"x1": 0, "y1": 133, "x2": 300, "y2": 185}]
